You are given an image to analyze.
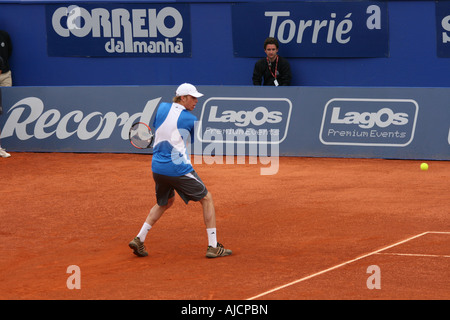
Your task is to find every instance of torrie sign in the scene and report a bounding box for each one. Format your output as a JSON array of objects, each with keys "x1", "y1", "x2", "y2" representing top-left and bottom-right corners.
[{"x1": 232, "y1": 1, "x2": 389, "y2": 58}]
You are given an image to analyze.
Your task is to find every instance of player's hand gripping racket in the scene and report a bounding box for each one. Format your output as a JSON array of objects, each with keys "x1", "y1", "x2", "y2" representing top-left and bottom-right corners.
[{"x1": 129, "y1": 122, "x2": 154, "y2": 149}]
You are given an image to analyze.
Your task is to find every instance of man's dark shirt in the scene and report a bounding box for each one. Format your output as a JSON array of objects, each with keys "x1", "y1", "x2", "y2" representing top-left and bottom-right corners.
[{"x1": 252, "y1": 55, "x2": 292, "y2": 86}]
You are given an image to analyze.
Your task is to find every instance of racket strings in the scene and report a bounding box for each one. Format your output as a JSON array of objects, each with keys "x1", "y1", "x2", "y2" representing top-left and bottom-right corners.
[{"x1": 130, "y1": 123, "x2": 154, "y2": 149}]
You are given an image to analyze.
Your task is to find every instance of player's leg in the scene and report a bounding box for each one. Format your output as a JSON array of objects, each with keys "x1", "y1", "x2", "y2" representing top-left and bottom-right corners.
[
  {"x1": 200, "y1": 191, "x2": 216, "y2": 229},
  {"x1": 145, "y1": 196, "x2": 174, "y2": 226},
  {"x1": 129, "y1": 173, "x2": 174, "y2": 257},
  {"x1": 200, "y1": 192, "x2": 232, "y2": 258},
  {"x1": 129, "y1": 197, "x2": 174, "y2": 257},
  {"x1": 173, "y1": 171, "x2": 232, "y2": 258}
]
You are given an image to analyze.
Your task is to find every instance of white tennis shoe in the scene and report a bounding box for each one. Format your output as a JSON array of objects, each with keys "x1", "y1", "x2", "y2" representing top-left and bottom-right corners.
[{"x1": 0, "y1": 148, "x2": 11, "y2": 158}]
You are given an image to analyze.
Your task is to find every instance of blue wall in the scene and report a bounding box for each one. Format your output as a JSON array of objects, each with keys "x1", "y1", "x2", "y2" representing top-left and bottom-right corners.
[{"x1": 0, "y1": 1, "x2": 449, "y2": 87}]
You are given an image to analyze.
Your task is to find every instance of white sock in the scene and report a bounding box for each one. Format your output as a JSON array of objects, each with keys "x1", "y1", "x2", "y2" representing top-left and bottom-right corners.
[
  {"x1": 206, "y1": 228, "x2": 217, "y2": 247},
  {"x1": 137, "y1": 222, "x2": 152, "y2": 242}
]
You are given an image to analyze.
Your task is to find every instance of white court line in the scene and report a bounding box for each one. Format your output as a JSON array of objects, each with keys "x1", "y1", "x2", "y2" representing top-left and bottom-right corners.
[
  {"x1": 247, "y1": 231, "x2": 449, "y2": 300},
  {"x1": 376, "y1": 252, "x2": 450, "y2": 258}
]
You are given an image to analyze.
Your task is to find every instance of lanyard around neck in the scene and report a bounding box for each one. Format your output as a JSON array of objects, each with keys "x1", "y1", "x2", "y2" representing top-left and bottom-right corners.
[{"x1": 267, "y1": 55, "x2": 279, "y2": 79}]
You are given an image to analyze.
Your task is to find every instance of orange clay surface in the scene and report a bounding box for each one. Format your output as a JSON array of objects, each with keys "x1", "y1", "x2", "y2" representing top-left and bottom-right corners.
[{"x1": 0, "y1": 153, "x2": 448, "y2": 300}]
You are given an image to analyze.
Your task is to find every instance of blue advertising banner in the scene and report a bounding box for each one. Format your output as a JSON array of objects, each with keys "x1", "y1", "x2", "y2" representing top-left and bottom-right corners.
[
  {"x1": 436, "y1": 1, "x2": 450, "y2": 57},
  {"x1": 319, "y1": 98, "x2": 418, "y2": 147},
  {"x1": 232, "y1": 1, "x2": 389, "y2": 57},
  {"x1": 0, "y1": 86, "x2": 449, "y2": 161},
  {"x1": 45, "y1": 3, "x2": 191, "y2": 57}
]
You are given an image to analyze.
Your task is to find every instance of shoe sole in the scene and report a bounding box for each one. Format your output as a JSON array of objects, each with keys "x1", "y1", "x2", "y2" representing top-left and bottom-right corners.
[
  {"x1": 129, "y1": 241, "x2": 148, "y2": 257},
  {"x1": 206, "y1": 250, "x2": 232, "y2": 258}
]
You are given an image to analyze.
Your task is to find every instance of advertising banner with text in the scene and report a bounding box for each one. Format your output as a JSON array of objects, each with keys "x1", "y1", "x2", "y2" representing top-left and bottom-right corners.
[
  {"x1": 436, "y1": 1, "x2": 450, "y2": 57},
  {"x1": 0, "y1": 86, "x2": 448, "y2": 161},
  {"x1": 45, "y1": 3, "x2": 191, "y2": 57},
  {"x1": 232, "y1": 1, "x2": 389, "y2": 57}
]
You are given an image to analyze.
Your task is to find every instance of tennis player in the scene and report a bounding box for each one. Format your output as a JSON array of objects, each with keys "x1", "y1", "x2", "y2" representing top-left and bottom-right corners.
[{"x1": 129, "y1": 83, "x2": 232, "y2": 258}]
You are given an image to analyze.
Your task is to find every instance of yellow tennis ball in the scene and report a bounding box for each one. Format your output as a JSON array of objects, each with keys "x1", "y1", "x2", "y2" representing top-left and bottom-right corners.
[{"x1": 420, "y1": 162, "x2": 429, "y2": 171}]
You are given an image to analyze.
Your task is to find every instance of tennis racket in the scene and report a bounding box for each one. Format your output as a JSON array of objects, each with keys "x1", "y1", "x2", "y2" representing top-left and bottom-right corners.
[{"x1": 129, "y1": 122, "x2": 154, "y2": 149}]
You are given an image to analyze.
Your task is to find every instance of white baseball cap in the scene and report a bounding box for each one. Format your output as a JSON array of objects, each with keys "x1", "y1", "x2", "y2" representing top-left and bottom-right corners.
[{"x1": 175, "y1": 83, "x2": 204, "y2": 98}]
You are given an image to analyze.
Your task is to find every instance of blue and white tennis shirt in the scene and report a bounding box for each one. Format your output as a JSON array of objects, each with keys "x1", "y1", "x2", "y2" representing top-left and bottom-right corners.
[{"x1": 151, "y1": 102, "x2": 197, "y2": 176}]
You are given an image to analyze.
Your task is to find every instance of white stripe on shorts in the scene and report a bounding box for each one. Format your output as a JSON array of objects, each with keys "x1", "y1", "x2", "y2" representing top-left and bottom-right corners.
[{"x1": 185, "y1": 172, "x2": 206, "y2": 194}]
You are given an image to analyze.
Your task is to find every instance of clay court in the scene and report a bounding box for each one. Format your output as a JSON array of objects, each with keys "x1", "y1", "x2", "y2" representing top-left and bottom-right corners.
[{"x1": 0, "y1": 153, "x2": 448, "y2": 300}]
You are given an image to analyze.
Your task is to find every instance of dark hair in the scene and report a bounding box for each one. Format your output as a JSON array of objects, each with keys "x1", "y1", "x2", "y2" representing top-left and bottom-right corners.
[{"x1": 263, "y1": 37, "x2": 279, "y2": 50}]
